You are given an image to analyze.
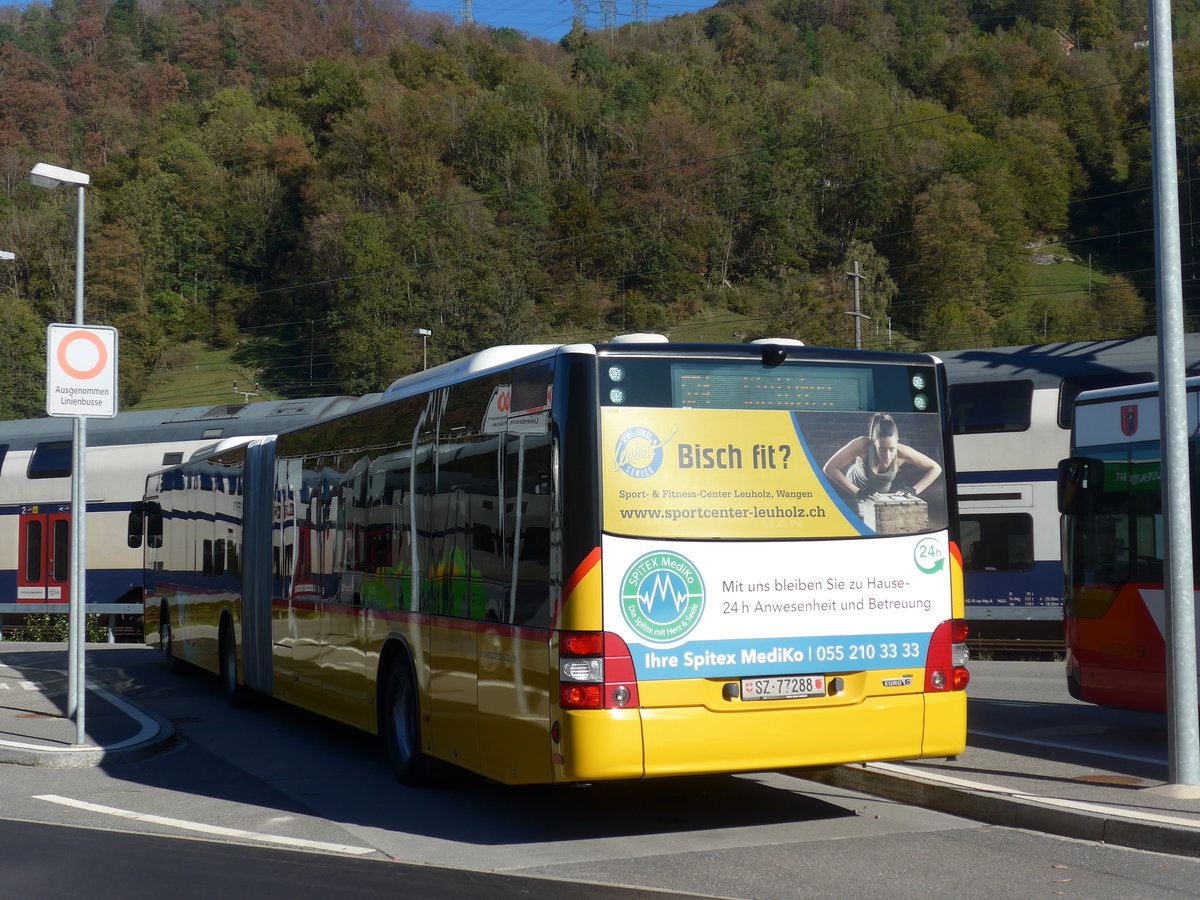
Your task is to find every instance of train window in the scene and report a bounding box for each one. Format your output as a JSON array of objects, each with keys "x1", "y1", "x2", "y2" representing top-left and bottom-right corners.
[
  {"x1": 0, "y1": 444, "x2": 8, "y2": 474},
  {"x1": 1057, "y1": 372, "x2": 1153, "y2": 429},
  {"x1": 28, "y1": 441, "x2": 72, "y2": 478},
  {"x1": 960, "y1": 514, "x2": 1034, "y2": 572},
  {"x1": 948, "y1": 381, "x2": 1032, "y2": 434}
]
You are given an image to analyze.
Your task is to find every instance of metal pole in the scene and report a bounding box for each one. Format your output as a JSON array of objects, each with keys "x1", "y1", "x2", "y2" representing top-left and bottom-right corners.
[
  {"x1": 70, "y1": 183, "x2": 88, "y2": 746},
  {"x1": 845, "y1": 261, "x2": 867, "y2": 349},
  {"x1": 1149, "y1": 0, "x2": 1200, "y2": 788}
]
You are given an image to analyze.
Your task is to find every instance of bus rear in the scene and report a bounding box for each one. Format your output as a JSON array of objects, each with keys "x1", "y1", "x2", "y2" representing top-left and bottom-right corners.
[
  {"x1": 1061, "y1": 381, "x2": 1200, "y2": 711},
  {"x1": 552, "y1": 343, "x2": 967, "y2": 780}
]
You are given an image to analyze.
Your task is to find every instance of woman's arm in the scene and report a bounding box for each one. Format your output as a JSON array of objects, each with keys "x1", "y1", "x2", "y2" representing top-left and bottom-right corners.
[
  {"x1": 822, "y1": 436, "x2": 869, "y2": 496},
  {"x1": 897, "y1": 444, "x2": 942, "y2": 495}
]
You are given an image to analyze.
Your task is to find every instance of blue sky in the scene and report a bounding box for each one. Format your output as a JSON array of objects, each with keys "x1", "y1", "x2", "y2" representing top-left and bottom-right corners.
[{"x1": 410, "y1": 0, "x2": 716, "y2": 43}]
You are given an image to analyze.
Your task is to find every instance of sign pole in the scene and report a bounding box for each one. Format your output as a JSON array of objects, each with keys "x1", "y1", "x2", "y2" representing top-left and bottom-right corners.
[
  {"x1": 46, "y1": 321, "x2": 118, "y2": 748},
  {"x1": 70, "y1": 182, "x2": 87, "y2": 745}
]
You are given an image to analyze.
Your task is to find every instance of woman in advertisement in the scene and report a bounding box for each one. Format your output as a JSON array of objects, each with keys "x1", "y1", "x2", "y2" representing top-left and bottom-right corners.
[{"x1": 822, "y1": 412, "x2": 942, "y2": 506}]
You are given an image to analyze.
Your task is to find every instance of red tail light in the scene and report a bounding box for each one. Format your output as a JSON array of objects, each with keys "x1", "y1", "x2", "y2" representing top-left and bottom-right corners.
[
  {"x1": 558, "y1": 631, "x2": 640, "y2": 710},
  {"x1": 561, "y1": 632, "x2": 604, "y2": 657},
  {"x1": 924, "y1": 619, "x2": 970, "y2": 692}
]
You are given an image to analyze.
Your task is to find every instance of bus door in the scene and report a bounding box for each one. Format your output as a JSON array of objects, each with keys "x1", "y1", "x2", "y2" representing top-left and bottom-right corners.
[{"x1": 17, "y1": 505, "x2": 71, "y2": 603}]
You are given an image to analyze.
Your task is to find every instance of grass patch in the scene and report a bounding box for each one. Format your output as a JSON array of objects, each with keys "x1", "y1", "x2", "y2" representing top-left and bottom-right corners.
[{"x1": 132, "y1": 343, "x2": 281, "y2": 410}]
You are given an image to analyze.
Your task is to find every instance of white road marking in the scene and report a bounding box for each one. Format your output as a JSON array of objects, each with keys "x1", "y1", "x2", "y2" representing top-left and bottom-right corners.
[
  {"x1": 0, "y1": 672, "x2": 160, "y2": 753},
  {"x1": 34, "y1": 794, "x2": 376, "y2": 856},
  {"x1": 969, "y1": 728, "x2": 1165, "y2": 766},
  {"x1": 870, "y1": 762, "x2": 1200, "y2": 830}
]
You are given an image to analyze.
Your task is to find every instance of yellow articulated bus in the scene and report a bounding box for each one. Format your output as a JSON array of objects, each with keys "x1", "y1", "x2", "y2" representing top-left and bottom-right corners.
[{"x1": 144, "y1": 337, "x2": 968, "y2": 785}]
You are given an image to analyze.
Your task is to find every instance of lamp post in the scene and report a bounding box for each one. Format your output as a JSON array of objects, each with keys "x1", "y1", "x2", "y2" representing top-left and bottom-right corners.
[
  {"x1": 413, "y1": 328, "x2": 431, "y2": 370},
  {"x1": 30, "y1": 162, "x2": 90, "y2": 747}
]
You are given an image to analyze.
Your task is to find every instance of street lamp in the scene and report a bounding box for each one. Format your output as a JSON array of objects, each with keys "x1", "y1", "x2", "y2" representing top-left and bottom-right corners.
[
  {"x1": 413, "y1": 327, "x2": 431, "y2": 370},
  {"x1": 31, "y1": 162, "x2": 90, "y2": 746}
]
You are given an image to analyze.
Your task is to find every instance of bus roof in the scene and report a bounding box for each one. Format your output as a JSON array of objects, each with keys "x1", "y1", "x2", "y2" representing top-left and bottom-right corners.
[{"x1": 1074, "y1": 372, "x2": 1200, "y2": 407}]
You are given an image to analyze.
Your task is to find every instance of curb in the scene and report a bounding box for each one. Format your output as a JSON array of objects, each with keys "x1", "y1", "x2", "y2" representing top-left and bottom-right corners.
[
  {"x1": 0, "y1": 676, "x2": 177, "y2": 769},
  {"x1": 807, "y1": 761, "x2": 1200, "y2": 859}
]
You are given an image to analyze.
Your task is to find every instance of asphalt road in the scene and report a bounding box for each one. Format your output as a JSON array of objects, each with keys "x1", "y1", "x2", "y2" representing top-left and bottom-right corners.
[{"x1": 1, "y1": 650, "x2": 1198, "y2": 898}]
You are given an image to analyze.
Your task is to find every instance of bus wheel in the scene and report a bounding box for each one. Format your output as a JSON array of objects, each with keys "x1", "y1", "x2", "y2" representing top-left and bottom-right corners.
[
  {"x1": 219, "y1": 619, "x2": 249, "y2": 708},
  {"x1": 382, "y1": 659, "x2": 428, "y2": 786},
  {"x1": 160, "y1": 604, "x2": 181, "y2": 675}
]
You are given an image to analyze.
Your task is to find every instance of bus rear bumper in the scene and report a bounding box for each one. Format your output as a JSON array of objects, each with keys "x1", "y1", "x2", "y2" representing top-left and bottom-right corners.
[
  {"x1": 553, "y1": 691, "x2": 967, "y2": 782},
  {"x1": 1075, "y1": 663, "x2": 1169, "y2": 713}
]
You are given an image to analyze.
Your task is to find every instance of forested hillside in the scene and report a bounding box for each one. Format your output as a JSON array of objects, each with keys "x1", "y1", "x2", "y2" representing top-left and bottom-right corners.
[{"x1": 0, "y1": 0, "x2": 1193, "y2": 415}]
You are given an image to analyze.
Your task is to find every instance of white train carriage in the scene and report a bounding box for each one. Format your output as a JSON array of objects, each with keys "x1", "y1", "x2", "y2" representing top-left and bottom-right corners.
[
  {"x1": 0, "y1": 397, "x2": 364, "y2": 637},
  {"x1": 938, "y1": 335, "x2": 1200, "y2": 644}
]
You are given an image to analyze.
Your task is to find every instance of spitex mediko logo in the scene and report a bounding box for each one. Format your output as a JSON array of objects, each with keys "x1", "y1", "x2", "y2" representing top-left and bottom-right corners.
[
  {"x1": 613, "y1": 426, "x2": 667, "y2": 478},
  {"x1": 620, "y1": 551, "x2": 705, "y2": 643}
]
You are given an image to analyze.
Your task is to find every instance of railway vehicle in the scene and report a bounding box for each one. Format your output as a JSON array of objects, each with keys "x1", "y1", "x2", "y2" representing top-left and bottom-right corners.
[
  {"x1": 937, "y1": 335, "x2": 1200, "y2": 648},
  {"x1": 0, "y1": 396, "x2": 365, "y2": 638},
  {"x1": 1059, "y1": 377, "x2": 1200, "y2": 711},
  {"x1": 145, "y1": 337, "x2": 968, "y2": 785}
]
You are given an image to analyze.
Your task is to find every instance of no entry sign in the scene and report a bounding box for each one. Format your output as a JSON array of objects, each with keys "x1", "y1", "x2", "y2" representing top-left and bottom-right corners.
[{"x1": 46, "y1": 324, "x2": 119, "y2": 417}]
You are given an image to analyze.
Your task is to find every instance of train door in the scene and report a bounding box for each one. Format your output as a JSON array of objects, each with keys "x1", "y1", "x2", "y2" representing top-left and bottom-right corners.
[{"x1": 17, "y1": 505, "x2": 71, "y2": 602}]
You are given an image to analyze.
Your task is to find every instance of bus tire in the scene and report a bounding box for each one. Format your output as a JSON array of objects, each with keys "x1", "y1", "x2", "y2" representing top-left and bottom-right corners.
[
  {"x1": 382, "y1": 658, "x2": 428, "y2": 786},
  {"x1": 160, "y1": 604, "x2": 181, "y2": 675},
  {"x1": 219, "y1": 618, "x2": 250, "y2": 708}
]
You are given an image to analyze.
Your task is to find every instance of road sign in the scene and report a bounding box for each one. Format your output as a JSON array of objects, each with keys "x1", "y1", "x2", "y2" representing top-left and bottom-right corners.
[{"x1": 46, "y1": 324, "x2": 118, "y2": 418}]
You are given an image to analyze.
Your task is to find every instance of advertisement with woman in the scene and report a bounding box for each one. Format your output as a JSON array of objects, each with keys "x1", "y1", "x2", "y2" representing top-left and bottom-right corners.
[{"x1": 600, "y1": 404, "x2": 955, "y2": 682}]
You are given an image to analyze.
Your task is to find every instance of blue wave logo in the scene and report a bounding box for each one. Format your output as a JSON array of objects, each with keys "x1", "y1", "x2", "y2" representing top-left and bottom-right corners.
[{"x1": 620, "y1": 551, "x2": 705, "y2": 643}]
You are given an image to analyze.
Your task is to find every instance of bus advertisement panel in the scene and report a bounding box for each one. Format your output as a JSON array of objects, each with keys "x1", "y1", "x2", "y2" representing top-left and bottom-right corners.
[{"x1": 601, "y1": 407, "x2": 951, "y2": 683}]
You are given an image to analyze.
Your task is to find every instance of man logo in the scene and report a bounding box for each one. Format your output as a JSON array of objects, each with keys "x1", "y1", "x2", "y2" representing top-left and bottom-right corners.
[
  {"x1": 1120, "y1": 404, "x2": 1139, "y2": 437},
  {"x1": 620, "y1": 551, "x2": 705, "y2": 643}
]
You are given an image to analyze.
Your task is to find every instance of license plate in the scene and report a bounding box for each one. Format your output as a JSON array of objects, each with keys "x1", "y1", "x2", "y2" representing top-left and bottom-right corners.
[{"x1": 741, "y1": 674, "x2": 826, "y2": 700}]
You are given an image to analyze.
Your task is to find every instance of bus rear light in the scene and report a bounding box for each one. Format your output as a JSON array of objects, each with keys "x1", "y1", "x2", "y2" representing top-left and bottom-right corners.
[
  {"x1": 561, "y1": 632, "x2": 604, "y2": 657},
  {"x1": 953, "y1": 667, "x2": 970, "y2": 690},
  {"x1": 558, "y1": 631, "x2": 640, "y2": 709},
  {"x1": 561, "y1": 658, "x2": 603, "y2": 682},
  {"x1": 560, "y1": 684, "x2": 603, "y2": 709},
  {"x1": 924, "y1": 619, "x2": 969, "y2": 692}
]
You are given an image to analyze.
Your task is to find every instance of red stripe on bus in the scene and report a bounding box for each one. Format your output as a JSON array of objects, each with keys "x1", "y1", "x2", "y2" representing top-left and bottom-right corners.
[
  {"x1": 563, "y1": 547, "x2": 601, "y2": 600},
  {"x1": 949, "y1": 541, "x2": 962, "y2": 567}
]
